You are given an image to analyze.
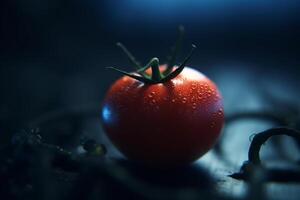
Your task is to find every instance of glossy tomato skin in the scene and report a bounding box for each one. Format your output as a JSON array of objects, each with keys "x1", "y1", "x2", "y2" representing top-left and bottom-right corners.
[{"x1": 101, "y1": 66, "x2": 224, "y2": 166}]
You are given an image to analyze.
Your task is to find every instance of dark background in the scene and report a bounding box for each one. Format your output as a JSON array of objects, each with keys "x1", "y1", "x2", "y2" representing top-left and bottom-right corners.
[{"x1": 1, "y1": 1, "x2": 300, "y2": 199}]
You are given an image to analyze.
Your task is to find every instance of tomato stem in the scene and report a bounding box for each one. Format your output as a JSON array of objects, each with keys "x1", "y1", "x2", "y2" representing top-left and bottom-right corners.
[
  {"x1": 116, "y1": 42, "x2": 148, "y2": 75},
  {"x1": 107, "y1": 67, "x2": 153, "y2": 84},
  {"x1": 150, "y1": 57, "x2": 162, "y2": 82},
  {"x1": 108, "y1": 44, "x2": 196, "y2": 84},
  {"x1": 159, "y1": 44, "x2": 197, "y2": 83},
  {"x1": 164, "y1": 25, "x2": 185, "y2": 76},
  {"x1": 136, "y1": 58, "x2": 156, "y2": 79},
  {"x1": 110, "y1": 28, "x2": 197, "y2": 84},
  {"x1": 116, "y1": 43, "x2": 142, "y2": 70}
]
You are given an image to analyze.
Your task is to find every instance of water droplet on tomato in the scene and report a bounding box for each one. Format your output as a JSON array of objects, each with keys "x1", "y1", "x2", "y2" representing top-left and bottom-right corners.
[
  {"x1": 148, "y1": 91, "x2": 155, "y2": 98},
  {"x1": 192, "y1": 103, "x2": 197, "y2": 109},
  {"x1": 191, "y1": 83, "x2": 197, "y2": 89},
  {"x1": 218, "y1": 108, "x2": 223, "y2": 115}
]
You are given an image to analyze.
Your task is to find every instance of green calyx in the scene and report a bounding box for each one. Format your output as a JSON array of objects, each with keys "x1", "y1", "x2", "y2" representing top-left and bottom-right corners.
[{"x1": 108, "y1": 26, "x2": 197, "y2": 84}]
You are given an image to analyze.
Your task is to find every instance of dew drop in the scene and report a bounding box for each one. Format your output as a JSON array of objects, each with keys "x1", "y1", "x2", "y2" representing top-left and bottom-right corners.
[
  {"x1": 192, "y1": 103, "x2": 197, "y2": 109},
  {"x1": 191, "y1": 83, "x2": 197, "y2": 89},
  {"x1": 218, "y1": 108, "x2": 223, "y2": 115},
  {"x1": 172, "y1": 99, "x2": 176, "y2": 103}
]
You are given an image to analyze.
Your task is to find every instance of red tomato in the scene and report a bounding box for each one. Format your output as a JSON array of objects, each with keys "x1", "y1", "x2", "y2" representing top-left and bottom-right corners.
[{"x1": 101, "y1": 65, "x2": 224, "y2": 166}]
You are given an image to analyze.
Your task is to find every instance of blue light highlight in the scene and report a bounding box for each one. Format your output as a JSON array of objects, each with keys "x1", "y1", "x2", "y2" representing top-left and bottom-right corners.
[
  {"x1": 102, "y1": 0, "x2": 298, "y2": 26},
  {"x1": 101, "y1": 105, "x2": 115, "y2": 124}
]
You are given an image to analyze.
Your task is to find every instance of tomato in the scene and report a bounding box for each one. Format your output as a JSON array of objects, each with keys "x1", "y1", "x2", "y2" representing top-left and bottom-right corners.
[{"x1": 101, "y1": 62, "x2": 224, "y2": 166}]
